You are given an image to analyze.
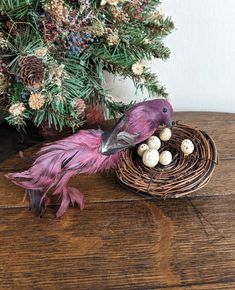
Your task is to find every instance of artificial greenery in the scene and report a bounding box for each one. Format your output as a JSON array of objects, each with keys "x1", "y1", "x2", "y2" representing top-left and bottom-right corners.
[{"x1": 0, "y1": 0, "x2": 174, "y2": 131}]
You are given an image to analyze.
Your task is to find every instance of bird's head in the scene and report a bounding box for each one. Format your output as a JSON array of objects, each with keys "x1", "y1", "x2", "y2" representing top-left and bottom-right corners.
[
  {"x1": 100, "y1": 98, "x2": 173, "y2": 155},
  {"x1": 150, "y1": 98, "x2": 173, "y2": 128}
]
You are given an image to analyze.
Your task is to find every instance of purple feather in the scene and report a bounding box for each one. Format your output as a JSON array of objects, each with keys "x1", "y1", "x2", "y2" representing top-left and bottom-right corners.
[{"x1": 6, "y1": 99, "x2": 173, "y2": 217}]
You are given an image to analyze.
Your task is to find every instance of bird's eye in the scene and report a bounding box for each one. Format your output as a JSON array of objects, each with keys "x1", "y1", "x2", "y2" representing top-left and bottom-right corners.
[{"x1": 163, "y1": 108, "x2": 167, "y2": 113}]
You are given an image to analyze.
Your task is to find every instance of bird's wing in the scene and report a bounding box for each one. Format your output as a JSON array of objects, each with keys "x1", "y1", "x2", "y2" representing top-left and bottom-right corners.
[{"x1": 100, "y1": 115, "x2": 140, "y2": 155}]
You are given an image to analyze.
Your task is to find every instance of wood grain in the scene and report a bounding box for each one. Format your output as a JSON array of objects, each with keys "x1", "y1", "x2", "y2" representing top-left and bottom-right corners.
[
  {"x1": 0, "y1": 112, "x2": 235, "y2": 289},
  {"x1": 168, "y1": 282, "x2": 235, "y2": 289},
  {"x1": 0, "y1": 196, "x2": 234, "y2": 289}
]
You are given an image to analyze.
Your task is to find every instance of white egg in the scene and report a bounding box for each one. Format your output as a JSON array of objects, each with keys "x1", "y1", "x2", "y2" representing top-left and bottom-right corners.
[
  {"x1": 146, "y1": 136, "x2": 161, "y2": 150},
  {"x1": 159, "y1": 127, "x2": 172, "y2": 141},
  {"x1": 142, "y1": 149, "x2": 159, "y2": 168},
  {"x1": 181, "y1": 139, "x2": 194, "y2": 156},
  {"x1": 137, "y1": 143, "x2": 149, "y2": 157},
  {"x1": 159, "y1": 150, "x2": 172, "y2": 166}
]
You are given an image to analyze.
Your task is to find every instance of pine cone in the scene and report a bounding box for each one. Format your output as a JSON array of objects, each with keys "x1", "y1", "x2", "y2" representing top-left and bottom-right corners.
[
  {"x1": 5, "y1": 21, "x2": 26, "y2": 37},
  {"x1": 19, "y1": 56, "x2": 44, "y2": 90}
]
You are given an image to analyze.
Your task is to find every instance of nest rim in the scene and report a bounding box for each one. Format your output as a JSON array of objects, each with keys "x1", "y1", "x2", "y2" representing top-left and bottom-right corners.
[{"x1": 116, "y1": 122, "x2": 218, "y2": 199}]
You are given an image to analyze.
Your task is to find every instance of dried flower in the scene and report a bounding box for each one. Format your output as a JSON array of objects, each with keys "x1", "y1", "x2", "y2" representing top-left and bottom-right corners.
[
  {"x1": 66, "y1": 31, "x2": 94, "y2": 55},
  {"x1": 107, "y1": 33, "x2": 119, "y2": 46},
  {"x1": 35, "y1": 47, "x2": 48, "y2": 58},
  {"x1": 107, "y1": 0, "x2": 120, "y2": 5},
  {"x1": 0, "y1": 32, "x2": 8, "y2": 49},
  {"x1": 0, "y1": 73, "x2": 8, "y2": 95},
  {"x1": 72, "y1": 98, "x2": 86, "y2": 117},
  {"x1": 9, "y1": 103, "x2": 26, "y2": 116},
  {"x1": 29, "y1": 93, "x2": 45, "y2": 110},
  {"x1": 132, "y1": 62, "x2": 144, "y2": 75},
  {"x1": 106, "y1": 94, "x2": 117, "y2": 103},
  {"x1": 143, "y1": 38, "x2": 151, "y2": 45},
  {"x1": 79, "y1": 0, "x2": 91, "y2": 12},
  {"x1": 91, "y1": 21, "x2": 105, "y2": 37},
  {"x1": 44, "y1": 0, "x2": 69, "y2": 24},
  {"x1": 48, "y1": 63, "x2": 68, "y2": 87},
  {"x1": 111, "y1": 7, "x2": 129, "y2": 22},
  {"x1": 72, "y1": 98, "x2": 86, "y2": 110},
  {"x1": 101, "y1": 0, "x2": 121, "y2": 5}
]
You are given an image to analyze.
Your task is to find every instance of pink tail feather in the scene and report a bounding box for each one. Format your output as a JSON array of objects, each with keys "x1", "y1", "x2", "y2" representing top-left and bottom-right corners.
[
  {"x1": 27, "y1": 189, "x2": 50, "y2": 217},
  {"x1": 56, "y1": 187, "x2": 84, "y2": 218}
]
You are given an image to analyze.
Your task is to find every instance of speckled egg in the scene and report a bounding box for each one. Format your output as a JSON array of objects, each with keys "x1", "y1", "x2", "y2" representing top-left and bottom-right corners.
[
  {"x1": 142, "y1": 149, "x2": 159, "y2": 168},
  {"x1": 181, "y1": 139, "x2": 194, "y2": 156},
  {"x1": 159, "y1": 127, "x2": 172, "y2": 142},
  {"x1": 137, "y1": 143, "x2": 149, "y2": 157},
  {"x1": 159, "y1": 150, "x2": 172, "y2": 166},
  {"x1": 146, "y1": 136, "x2": 161, "y2": 150}
]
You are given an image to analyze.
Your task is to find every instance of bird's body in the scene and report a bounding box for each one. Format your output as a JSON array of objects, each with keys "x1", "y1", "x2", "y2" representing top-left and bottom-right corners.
[{"x1": 6, "y1": 99, "x2": 173, "y2": 217}]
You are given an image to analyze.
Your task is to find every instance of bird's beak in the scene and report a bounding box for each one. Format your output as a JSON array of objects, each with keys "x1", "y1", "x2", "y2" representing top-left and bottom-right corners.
[{"x1": 165, "y1": 120, "x2": 173, "y2": 128}]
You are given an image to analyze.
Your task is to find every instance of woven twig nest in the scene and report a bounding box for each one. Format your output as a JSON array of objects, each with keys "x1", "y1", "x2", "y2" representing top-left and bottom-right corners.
[{"x1": 116, "y1": 122, "x2": 218, "y2": 198}]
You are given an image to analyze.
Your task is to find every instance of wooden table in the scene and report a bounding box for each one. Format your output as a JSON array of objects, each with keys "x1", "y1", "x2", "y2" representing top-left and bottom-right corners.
[{"x1": 0, "y1": 112, "x2": 235, "y2": 289}]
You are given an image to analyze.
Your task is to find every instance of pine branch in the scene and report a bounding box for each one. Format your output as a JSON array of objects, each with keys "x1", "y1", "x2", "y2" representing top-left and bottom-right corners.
[
  {"x1": 1, "y1": 0, "x2": 174, "y2": 131},
  {"x1": 1, "y1": 0, "x2": 41, "y2": 18}
]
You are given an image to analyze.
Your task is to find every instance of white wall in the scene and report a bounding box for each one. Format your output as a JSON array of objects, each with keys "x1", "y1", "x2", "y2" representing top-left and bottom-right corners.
[{"x1": 103, "y1": 0, "x2": 235, "y2": 112}]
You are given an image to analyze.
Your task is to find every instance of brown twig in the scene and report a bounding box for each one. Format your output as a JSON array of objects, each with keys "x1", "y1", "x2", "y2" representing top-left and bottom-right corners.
[{"x1": 116, "y1": 123, "x2": 218, "y2": 197}]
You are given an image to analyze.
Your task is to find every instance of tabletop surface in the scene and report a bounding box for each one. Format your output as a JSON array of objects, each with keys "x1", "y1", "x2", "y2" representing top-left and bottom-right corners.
[{"x1": 0, "y1": 112, "x2": 234, "y2": 289}]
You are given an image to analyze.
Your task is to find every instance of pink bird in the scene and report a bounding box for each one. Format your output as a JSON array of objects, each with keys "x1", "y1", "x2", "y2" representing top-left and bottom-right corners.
[{"x1": 6, "y1": 99, "x2": 173, "y2": 217}]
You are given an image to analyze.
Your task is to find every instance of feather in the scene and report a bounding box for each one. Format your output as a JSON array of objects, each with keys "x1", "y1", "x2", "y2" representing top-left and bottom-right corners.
[{"x1": 27, "y1": 189, "x2": 50, "y2": 216}]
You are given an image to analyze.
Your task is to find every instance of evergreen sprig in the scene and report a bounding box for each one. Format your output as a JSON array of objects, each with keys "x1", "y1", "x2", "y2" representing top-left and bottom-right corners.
[{"x1": 0, "y1": 0, "x2": 174, "y2": 131}]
